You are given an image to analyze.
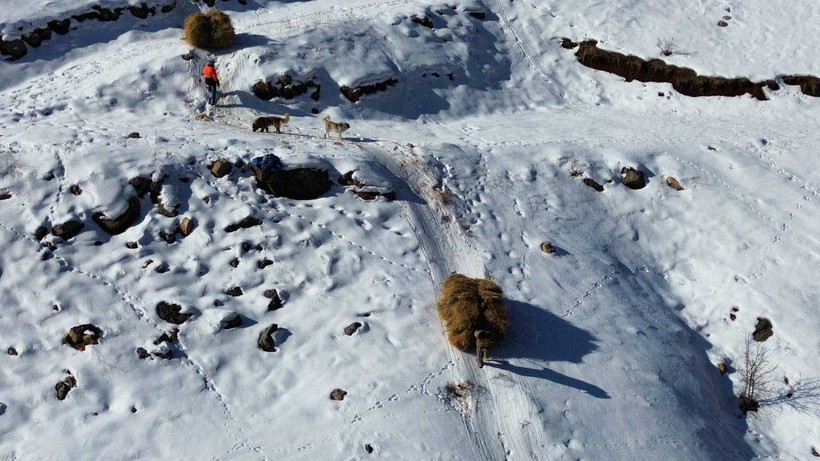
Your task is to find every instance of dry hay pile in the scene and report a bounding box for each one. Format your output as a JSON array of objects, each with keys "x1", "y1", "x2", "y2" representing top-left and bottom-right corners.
[
  {"x1": 437, "y1": 273, "x2": 508, "y2": 350},
  {"x1": 183, "y1": 10, "x2": 235, "y2": 50}
]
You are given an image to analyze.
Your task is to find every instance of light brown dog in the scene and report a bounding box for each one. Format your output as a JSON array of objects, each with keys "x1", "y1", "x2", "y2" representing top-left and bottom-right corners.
[
  {"x1": 322, "y1": 115, "x2": 350, "y2": 139},
  {"x1": 252, "y1": 114, "x2": 290, "y2": 133}
]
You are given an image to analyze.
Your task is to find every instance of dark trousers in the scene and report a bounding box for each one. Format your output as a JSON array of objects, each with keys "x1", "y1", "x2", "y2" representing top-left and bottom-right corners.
[{"x1": 206, "y1": 83, "x2": 217, "y2": 105}]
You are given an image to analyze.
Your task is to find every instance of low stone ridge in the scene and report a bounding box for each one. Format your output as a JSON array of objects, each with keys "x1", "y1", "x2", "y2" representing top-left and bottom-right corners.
[{"x1": 340, "y1": 77, "x2": 398, "y2": 103}]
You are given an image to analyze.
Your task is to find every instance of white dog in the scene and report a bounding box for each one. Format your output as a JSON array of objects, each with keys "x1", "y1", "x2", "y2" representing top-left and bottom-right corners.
[{"x1": 322, "y1": 116, "x2": 350, "y2": 140}]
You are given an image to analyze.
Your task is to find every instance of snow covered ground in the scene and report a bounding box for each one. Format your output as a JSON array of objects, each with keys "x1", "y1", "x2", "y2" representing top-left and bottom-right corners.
[{"x1": 1, "y1": 0, "x2": 818, "y2": 460}]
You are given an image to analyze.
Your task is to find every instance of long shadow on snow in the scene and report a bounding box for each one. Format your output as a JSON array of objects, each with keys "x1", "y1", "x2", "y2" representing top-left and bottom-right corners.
[{"x1": 487, "y1": 299, "x2": 609, "y2": 398}]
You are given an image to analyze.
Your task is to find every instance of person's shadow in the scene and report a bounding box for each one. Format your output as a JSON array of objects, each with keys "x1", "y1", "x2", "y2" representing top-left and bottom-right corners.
[{"x1": 487, "y1": 299, "x2": 610, "y2": 399}]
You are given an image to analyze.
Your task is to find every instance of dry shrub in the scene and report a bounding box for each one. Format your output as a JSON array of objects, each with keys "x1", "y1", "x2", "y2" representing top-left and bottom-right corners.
[
  {"x1": 183, "y1": 10, "x2": 234, "y2": 50},
  {"x1": 437, "y1": 273, "x2": 508, "y2": 350}
]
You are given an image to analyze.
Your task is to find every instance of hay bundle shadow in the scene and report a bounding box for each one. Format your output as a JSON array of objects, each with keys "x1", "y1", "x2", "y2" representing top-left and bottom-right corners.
[
  {"x1": 183, "y1": 10, "x2": 235, "y2": 50},
  {"x1": 437, "y1": 273, "x2": 508, "y2": 350}
]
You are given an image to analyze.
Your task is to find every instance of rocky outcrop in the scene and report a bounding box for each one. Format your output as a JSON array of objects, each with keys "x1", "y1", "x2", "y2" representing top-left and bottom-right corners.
[{"x1": 253, "y1": 73, "x2": 321, "y2": 101}]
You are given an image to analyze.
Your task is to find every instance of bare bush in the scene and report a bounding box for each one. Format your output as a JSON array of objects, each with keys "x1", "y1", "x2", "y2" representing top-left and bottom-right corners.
[
  {"x1": 737, "y1": 335, "x2": 777, "y2": 414},
  {"x1": 656, "y1": 37, "x2": 678, "y2": 57}
]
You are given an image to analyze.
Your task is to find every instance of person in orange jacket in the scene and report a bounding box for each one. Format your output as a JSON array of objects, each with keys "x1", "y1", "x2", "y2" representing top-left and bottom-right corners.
[{"x1": 203, "y1": 60, "x2": 220, "y2": 105}]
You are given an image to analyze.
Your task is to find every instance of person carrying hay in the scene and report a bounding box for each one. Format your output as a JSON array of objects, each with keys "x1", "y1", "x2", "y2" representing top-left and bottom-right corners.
[{"x1": 474, "y1": 329, "x2": 494, "y2": 368}]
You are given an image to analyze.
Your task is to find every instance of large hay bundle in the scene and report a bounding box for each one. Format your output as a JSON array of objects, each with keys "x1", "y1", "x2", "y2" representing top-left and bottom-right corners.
[
  {"x1": 183, "y1": 10, "x2": 235, "y2": 50},
  {"x1": 437, "y1": 273, "x2": 508, "y2": 350}
]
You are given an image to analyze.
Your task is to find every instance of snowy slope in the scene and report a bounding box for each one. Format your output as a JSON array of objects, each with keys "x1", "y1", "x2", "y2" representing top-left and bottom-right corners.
[{"x1": 1, "y1": 0, "x2": 818, "y2": 460}]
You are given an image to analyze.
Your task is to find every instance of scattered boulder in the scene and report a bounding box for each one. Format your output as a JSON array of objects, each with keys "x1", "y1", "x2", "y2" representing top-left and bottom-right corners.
[
  {"x1": 34, "y1": 225, "x2": 49, "y2": 240},
  {"x1": 55, "y1": 376, "x2": 77, "y2": 401},
  {"x1": 344, "y1": 322, "x2": 363, "y2": 336},
  {"x1": 339, "y1": 171, "x2": 366, "y2": 188},
  {"x1": 466, "y1": 9, "x2": 486, "y2": 20},
  {"x1": 225, "y1": 287, "x2": 244, "y2": 297},
  {"x1": 69, "y1": 184, "x2": 83, "y2": 196},
  {"x1": 229, "y1": 258, "x2": 240, "y2": 268},
  {"x1": 158, "y1": 230, "x2": 176, "y2": 244},
  {"x1": 64, "y1": 324, "x2": 104, "y2": 351},
  {"x1": 153, "y1": 328, "x2": 179, "y2": 345},
  {"x1": 255, "y1": 168, "x2": 332, "y2": 200},
  {"x1": 92, "y1": 196, "x2": 141, "y2": 235},
  {"x1": 0, "y1": 402, "x2": 6, "y2": 416},
  {"x1": 126, "y1": 241, "x2": 139, "y2": 249},
  {"x1": 211, "y1": 158, "x2": 233, "y2": 178},
  {"x1": 178, "y1": 217, "x2": 195, "y2": 237},
  {"x1": 330, "y1": 388, "x2": 347, "y2": 401},
  {"x1": 753, "y1": 317, "x2": 773, "y2": 342},
  {"x1": 155, "y1": 262, "x2": 169, "y2": 273},
  {"x1": 136, "y1": 347, "x2": 151, "y2": 359},
  {"x1": 365, "y1": 444, "x2": 374, "y2": 454},
  {"x1": 241, "y1": 241, "x2": 252, "y2": 252},
  {"x1": 128, "y1": 176, "x2": 153, "y2": 198},
  {"x1": 7, "y1": 347, "x2": 18, "y2": 356},
  {"x1": 718, "y1": 20, "x2": 728, "y2": 27},
  {"x1": 126, "y1": 132, "x2": 140, "y2": 139},
  {"x1": 583, "y1": 178, "x2": 604, "y2": 192},
  {"x1": 620, "y1": 167, "x2": 646, "y2": 189},
  {"x1": 257, "y1": 259, "x2": 273, "y2": 270},
  {"x1": 52, "y1": 220, "x2": 84, "y2": 240},
  {"x1": 221, "y1": 312, "x2": 243, "y2": 330},
  {"x1": 540, "y1": 241, "x2": 555, "y2": 254},
  {"x1": 0, "y1": 192, "x2": 11, "y2": 200},
  {"x1": 264, "y1": 289, "x2": 284, "y2": 311},
  {"x1": 717, "y1": 362, "x2": 728, "y2": 374},
  {"x1": 665, "y1": 176, "x2": 684, "y2": 191},
  {"x1": 156, "y1": 301, "x2": 193, "y2": 324},
  {"x1": 225, "y1": 216, "x2": 262, "y2": 232},
  {"x1": 258, "y1": 323, "x2": 279, "y2": 352},
  {"x1": 0, "y1": 38, "x2": 27, "y2": 61}
]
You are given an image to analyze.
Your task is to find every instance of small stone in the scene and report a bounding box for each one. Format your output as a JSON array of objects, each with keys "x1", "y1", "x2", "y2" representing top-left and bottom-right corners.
[
  {"x1": 812, "y1": 447, "x2": 819, "y2": 457},
  {"x1": 583, "y1": 178, "x2": 604, "y2": 192},
  {"x1": 258, "y1": 323, "x2": 279, "y2": 352},
  {"x1": 264, "y1": 289, "x2": 284, "y2": 311},
  {"x1": 665, "y1": 176, "x2": 684, "y2": 191},
  {"x1": 344, "y1": 322, "x2": 363, "y2": 336},
  {"x1": 156, "y1": 302, "x2": 192, "y2": 324},
  {"x1": 730, "y1": 313, "x2": 736, "y2": 321},
  {"x1": 717, "y1": 20, "x2": 728, "y2": 27},
  {"x1": 221, "y1": 313, "x2": 243, "y2": 329},
  {"x1": 241, "y1": 241, "x2": 252, "y2": 253},
  {"x1": 330, "y1": 389, "x2": 347, "y2": 401},
  {"x1": 540, "y1": 241, "x2": 555, "y2": 254},
  {"x1": 7, "y1": 347, "x2": 18, "y2": 356},
  {"x1": 159, "y1": 230, "x2": 176, "y2": 244},
  {"x1": 255, "y1": 244, "x2": 264, "y2": 251},
  {"x1": 34, "y1": 225, "x2": 49, "y2": 240},
  {"x1": 131, "y1": 406, "x2": 138, "y2": 413},
  {"x1": 178, "y1": 217, "x2": 195, "y2": 237},
  {"x1": 136, "y1": 347, "x2": 150, "y2": 359},
  {"x1": 153, "y1": 328, "x2": 179, "y2": 345},
  {"x1": 154, "y1": 263, "x2": 169, "y2": 273},
  {"x1": 753, "y1": 317, "x2": 773, "y2": 342},
  {"x1": 620, "y1": 167, "x2": 646, "y2": 190},
  {"x1": 225, "y1": 216, "x2": 262, "y2": 233},
  {"x1": 69, "y1": 184, "x2": 82, "y2": 196},
  {"x1": 0, "y1": 402, "x2": 6, "y2": 415},
  {"x1": 210, "y1": 158, "x2": 233, "y2": 178},
  {"x1": 55, "y1": 376, "x2": 77, "y2": 401},
  {"x1": 51, "y1": 220, "x2": 84, "y2": 240},
  {"x1": 64, "y1": 324, "x2": 103, "y2": 351},
  {"x1": 257, "y1": 259, "x2": 273, "y2": 270},
  {"x1": 365, "y1": 444, "x2": 374, "y2": 454},
  {"x1": 229, "y1": 258, "x2": 240, "y2": 268},
  {"x1": 717, "y1": 362, "x2": 728, "y2": 374},
  {"x1": 0, "y1": 192, "x2": 11, "y2": 200},
  {"x1": 126, "y1": 132, "x2": 140, "y2": 139},
  {"x1": 225, "y1": 287, "x2": 243, "y2": 297},
  {"x1": 126, "y1": 241, "x2": 138, "y2": 249}
]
